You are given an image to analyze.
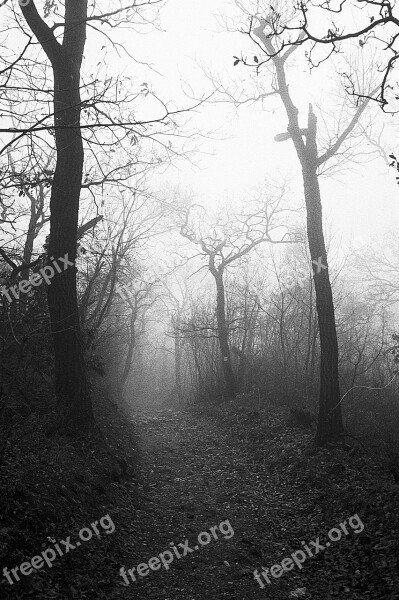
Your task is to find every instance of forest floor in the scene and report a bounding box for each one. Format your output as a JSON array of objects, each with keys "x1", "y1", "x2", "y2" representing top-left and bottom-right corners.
[{"x1": 1, "y1": 399, "x2": 399, "y2": 600}]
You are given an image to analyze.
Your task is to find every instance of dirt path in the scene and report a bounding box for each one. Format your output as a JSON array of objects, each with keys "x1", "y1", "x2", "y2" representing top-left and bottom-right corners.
[
  {"x1": 1, "y1": 405, "x2": 397, "y2": 600},
  {"x1": 115, "y1": 408, "x2": 276, "y2": 600},
  {"x1": 106, "y1": 408, "x2": 388, "y2": 600}
]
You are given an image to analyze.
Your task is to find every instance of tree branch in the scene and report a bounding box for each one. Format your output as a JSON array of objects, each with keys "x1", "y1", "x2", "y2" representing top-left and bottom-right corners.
[
  {"x1": 77, "y1": 215, "x2": 103, "y2": 240},
  {"x1": 317, "y1": 85, "x2": 379, "y2": 166},
  {"x1": 19, "y1": 0, "x2": 62, "y2": 65}
]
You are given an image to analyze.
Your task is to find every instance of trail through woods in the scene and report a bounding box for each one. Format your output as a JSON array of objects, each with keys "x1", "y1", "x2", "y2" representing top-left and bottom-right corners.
[
  {"x1": 109, "y1": 408, "x2": 398, "y2": 600},
  {"x1": 1, "y1": 406, "x2": 398, "y2": 600}
]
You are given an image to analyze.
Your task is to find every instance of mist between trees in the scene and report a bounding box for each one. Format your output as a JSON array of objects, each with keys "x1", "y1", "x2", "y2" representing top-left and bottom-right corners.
[
  {"x1": 0, "y1": 1, "x2": 399, "y2": 598},
  {"x1": 1, "y1": 2, "x2": 394, "y2": 444},
  {"x1": 1, "y1": 0, "x2": 399, "y2": 445},
  {"x1": 0, "y1": 0, "x2": 398, "y2": 461}
]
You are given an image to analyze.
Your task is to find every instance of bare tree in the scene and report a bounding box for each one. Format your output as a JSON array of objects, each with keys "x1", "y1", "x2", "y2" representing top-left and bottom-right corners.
[
  {"x1": 115, "y1": 279, "x2": 159, "y2": 402},
  {"x1": 353, "y1": 231, "x2": 399, "y2": 306},
  {"x1": 161, "y1": 274, "x2": 191, "y2": 404},
  {"x1": 252, "y1": 19, "x2": 375, "y2": 443},
  {"x1": 0, "y1": 0, "x2": 193, "y2": 432},
  {"x1": 247, "y1": 1, "x2": 399, "y2": 110},
  {"x1": 180, "y1": 191, "x2": 294, "y2": 400},
  {"x1": 220, "y1": 3, "x2": 378, "y2": 442}
]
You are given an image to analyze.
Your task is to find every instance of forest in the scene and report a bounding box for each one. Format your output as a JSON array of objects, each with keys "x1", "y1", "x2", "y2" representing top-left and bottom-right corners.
[{"x1": 0, "y1": 0, "x2": 398, "y2": 599}]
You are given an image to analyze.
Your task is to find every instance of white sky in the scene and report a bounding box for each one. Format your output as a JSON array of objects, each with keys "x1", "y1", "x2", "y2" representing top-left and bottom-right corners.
[
  {"x1": 2, "y1": 0, "x2": 398, "y2": 257},
  {"x1": 109, "y1": 0, "x2": 399, "y2": 254}
]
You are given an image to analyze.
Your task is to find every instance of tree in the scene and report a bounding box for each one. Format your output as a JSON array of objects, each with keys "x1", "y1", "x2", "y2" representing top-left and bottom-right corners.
[
  {"x1": 354, "y1": 230, "x2": 399, "y2": 306},
  {"x1": 225, "y1": 4, "x2": 378, "y2": 443},
  {"x1": 76, "y1": 186, "x2": 169, "y2": 404},
  {"x1": 12, "y1": 0, "x2": 93, "y2": 430},
  {"x1": 0, "y1": 0, "x2": 189, "y2": 432},
  {"x1": 180, "y1": 191, "x2": 293, "y2": 400},
  {"x1": 161, "y1": 274, "x2": 191, "y2": 404},
  {"x1": 254, "y1": 20, "x2": 376, "y2": 443},
  {"x1": 257, "y1": 1, "x2": 399, "y2": 110},
  {"x1": 114, "y1": 278, "x2": 158, "y2": 403}
]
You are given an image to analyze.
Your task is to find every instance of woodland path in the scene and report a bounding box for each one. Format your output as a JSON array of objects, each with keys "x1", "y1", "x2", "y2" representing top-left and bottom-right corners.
[{"x1": 106, "y1": 407, "x2": 394, "y2": 600}]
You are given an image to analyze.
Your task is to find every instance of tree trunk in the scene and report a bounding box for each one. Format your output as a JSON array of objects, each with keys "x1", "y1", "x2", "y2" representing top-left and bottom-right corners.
[
  {"x1": 20, "y1": 197, "x2": 38, "y2": 282},
  {"x1": 174, "y1": 334, "x2": 183, "y2": 403},
  {"x1": 302, "y1": 107, "x2": 343, "y2": 445},
  {"x1": 118, "y1": 309, "x2": 137, "y2": 401},
  {"x1": 191, "y1": 340, "x2": 205, "y2": 396},
  {"x1": 253, "y1": 31, "x2": 345, "y2": 444},
  {"x1": 20, "y1": 0, "x2": 94, "y2": 432},
  {"x1": 213, "y1": 270, "x2": 236, "y2": 400},
  {"x1": 47, "y1": 67, "x2": 93, "y2": 430}
]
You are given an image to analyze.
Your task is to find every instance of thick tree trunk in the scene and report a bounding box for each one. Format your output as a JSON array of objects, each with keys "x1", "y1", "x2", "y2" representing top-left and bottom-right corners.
[
  {"x1": 47, "y1": 65, "x2": 93, "y2": 430},
  {"x1": 20, "y1": 0, "x2": 94, "y2": 431}
]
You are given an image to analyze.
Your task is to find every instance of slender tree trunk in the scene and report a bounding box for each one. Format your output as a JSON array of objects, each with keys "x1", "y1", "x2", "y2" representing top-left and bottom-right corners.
[
  {"x1": 174, "y1": 334, "x2": 183, "y2": 403},
  {"x1": 171, "y1": 313, "x2": 184, "y2": 403},
  {"x1": 191, "y1": 340, "x2": 205, "y2": 396},
  {"x1": 302, "y1": 107, "x2": 343, "y2": 444},
  {"x1": 118, "y1": 309, "x2": 137, "y2": 401},
  {"x1": 213, "y1": 270, "x2": 236, "y2": 400},
  {"x1": 20, "y1": 197, "x2": 38, "y2": 282},
  {"x1": 260, "y1": 38, "x2": 343, "y2": 444}
]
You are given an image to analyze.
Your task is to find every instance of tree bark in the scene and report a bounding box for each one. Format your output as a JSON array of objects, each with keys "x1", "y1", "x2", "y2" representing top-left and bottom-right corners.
[
  {"x1": 20, "y1": 0, "x2": 94, "y2": 431},
  {"x1": 303, "y1": 107, "x2": 343, "y2": 444}
]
